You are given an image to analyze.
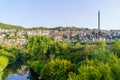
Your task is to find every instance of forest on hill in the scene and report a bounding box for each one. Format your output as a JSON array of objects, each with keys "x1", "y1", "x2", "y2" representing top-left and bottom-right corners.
[
  {"x1": 0, "y1": 23, "x2": 89, "y2": 31},
  {"x1": 26, "y1": 26, "x2": 89, "y2": 31},
  {"x1": 0, "y1": 35, "x2": 120, "y2": 80},
  {"x1": 0, "y1": 23, "x2": 24, "y2": 29}
]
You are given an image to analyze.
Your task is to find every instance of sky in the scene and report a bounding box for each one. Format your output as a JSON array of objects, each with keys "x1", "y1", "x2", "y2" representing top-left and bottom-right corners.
[{"x1": 0, "y1": 0, "x2": 120, "y2": 30}]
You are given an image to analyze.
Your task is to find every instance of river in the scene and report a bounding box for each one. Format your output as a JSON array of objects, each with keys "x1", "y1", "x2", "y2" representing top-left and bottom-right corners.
[
  {"x1": 3, "y1": 65, "x2": 31, "y2": 80},
  {"x1": 5, "y1": 73, "x2": 29, "y2": 80}
]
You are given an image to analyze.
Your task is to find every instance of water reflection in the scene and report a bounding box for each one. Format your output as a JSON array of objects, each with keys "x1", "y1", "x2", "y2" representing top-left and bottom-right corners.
[
  {"x1": 4, "y1": 65, "x2": 30, "y2": 80},
  {"x1": 5, "y1": 73, "x2": 29, "y2": 80}
]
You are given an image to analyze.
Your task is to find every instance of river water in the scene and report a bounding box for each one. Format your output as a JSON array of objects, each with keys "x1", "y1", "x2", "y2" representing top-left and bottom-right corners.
[
  {"x1": 4, "y1": 65, "x2": 30, "y2": 80},
  {"x1": 5, "y1": 73, "x2": 29, "y2": 80}
]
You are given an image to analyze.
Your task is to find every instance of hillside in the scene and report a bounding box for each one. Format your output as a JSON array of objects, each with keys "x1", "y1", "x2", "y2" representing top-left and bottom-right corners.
[
  {"x1": 0, "y1": 23, "x2": 24, "y2": 29},
  {"x1": 28, "y1": 26, "x2": 90, "y2": 31},
  {"x1": 0, "y1": 23, "x2": 90, "y2": 31}
]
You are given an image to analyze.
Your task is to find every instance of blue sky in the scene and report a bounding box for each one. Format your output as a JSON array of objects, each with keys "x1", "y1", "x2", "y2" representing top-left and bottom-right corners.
[{"x1": 0, "y1": 0, "x2": 120, "y2": 30}]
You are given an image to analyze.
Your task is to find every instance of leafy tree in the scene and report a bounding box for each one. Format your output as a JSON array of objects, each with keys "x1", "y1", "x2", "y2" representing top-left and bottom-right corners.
[
  {"x1": 81, "y1": 44, "x2": 94, "y2": 60},
  {"x1": 0, "y1": 44, "x2": 25, "y2": 65},
  {"x1": 30, "y1": 61, "x2": 45, "y2": 75},
  {"x1": 97, "y1": 62, "x2": 113, "y2": 80},
  {"x1": 41, "y1": 58, "x2": 72, "y2": 80},
  {"x1": 108, "y1": 54, "x2": 120, "y2": 80},
  {"x1": 78, "y1": 65, "x2": 101, "y2": 80},
  {"x1": 25, "y1": 36, "x2": 52, "y2": 60},
  {"x1": 74, "y1": 34, "x2": 80, "y2": 41},
  {"x1": 49, "y1": 41, "x2": 70, "y2": 58},
  {"x1": 98, "y1": 41, "x2": 106, "y2": 50},
  {"x1": 90, "y1": 49, "x2": 112, "y2": 62},
  {"x1": 111, "y1": 40, "x2": 120, "y2": 56},
  {"x1": 68, "y1": 72, "x2": 78, "y2": 80},
  {"x1": 68, "y1": 60, "x2": 114, "y2": 80},
  {"x1": 74, "y1": 42, "x2": 82, "y2": 51},
  {"x1": 0, "y1": 49, "x2": 15, "y2": 65},
  {"x1": 0, "y1": 56, "x2": 8, "y2": 80}
]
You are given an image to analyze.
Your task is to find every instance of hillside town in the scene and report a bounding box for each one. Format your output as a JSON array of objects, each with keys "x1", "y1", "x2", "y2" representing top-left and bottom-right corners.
[{"x1": 0, "y1": 27, "x2": 120, "y2": 45}]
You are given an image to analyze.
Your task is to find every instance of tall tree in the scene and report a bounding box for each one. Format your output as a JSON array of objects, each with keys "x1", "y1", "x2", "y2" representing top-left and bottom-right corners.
[{"x1": 25, "y1": 36, "x2": 52, "y2": 60}]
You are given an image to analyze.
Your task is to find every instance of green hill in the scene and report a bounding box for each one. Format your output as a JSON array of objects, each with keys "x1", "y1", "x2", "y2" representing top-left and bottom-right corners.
[
  {"x1": 0, "y1": 23, "x2": 24, "y2": 29},
  {"x1": 28, "y1": 26, "x2": 90, "y2": 31},
  {"x1": 0, "y1": 23, "x2": 90, "y2": 30}
]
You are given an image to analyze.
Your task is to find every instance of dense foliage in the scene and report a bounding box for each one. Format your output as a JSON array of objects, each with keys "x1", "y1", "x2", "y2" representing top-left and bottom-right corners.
[
  {"x1": 0, "y1": 56, "x2": 8, "y2": 80},
  {"x1": 1, "y1": 35, "x2": 120, "y2": 80},
  {"x1": 0, "y1": 44, "x2": 26, "y2": 79}
]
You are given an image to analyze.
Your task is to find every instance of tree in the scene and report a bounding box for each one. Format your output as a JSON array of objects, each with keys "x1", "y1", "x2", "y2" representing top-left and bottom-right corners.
[
  {"x1": 68, "y1": 60, "x2": 113, "y2": 80},
  {"x1": 111, "y1": 40, "x2": 120, "y2": 56},
  {"x1": 25, "y1": 36, "x2": 52, "y2": 60},
  {"x1": 90, "y1": 49, "x2": 112, "y2": 62},
  {"x1": 108, "y1": 54, "x2": 120, "y2": 80},
  {"x1": 68, "y1": 72, "x2": 78, "y2": 80},
  {"x1": 49, "y1": 41, "x2": 70, "y2": 58},
  {"x1": 98, "y1": 41, "x2": 106, "y2": 50},
  {"x1": 0, "y1": 56, "x2": 9, "y2": 80},
  {"x1": 74, "y1": 42, "x2": 82, "y2": 51},
  {"x1": 0, "y1": 49, "x2": 15, "y2": 65},
  {"x1": 81, "y1": 44, "x2": 94, "y2": 60},
  {"x1": 41, "y1": 58, "x2": 72, "y2": 80},
  {"x1": 77, "y1": 65, "x2": 101, "y2": 80}
]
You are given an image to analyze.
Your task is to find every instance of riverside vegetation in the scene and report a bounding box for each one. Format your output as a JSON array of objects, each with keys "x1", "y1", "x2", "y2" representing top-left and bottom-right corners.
[{"x1": 0, "y1": 35, "x2": 120, "y2": 80}]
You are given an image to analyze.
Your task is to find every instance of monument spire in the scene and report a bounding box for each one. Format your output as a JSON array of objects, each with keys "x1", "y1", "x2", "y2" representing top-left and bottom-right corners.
[{"x1": 98, "y1": 10, "x2": 100, "y2": 31}]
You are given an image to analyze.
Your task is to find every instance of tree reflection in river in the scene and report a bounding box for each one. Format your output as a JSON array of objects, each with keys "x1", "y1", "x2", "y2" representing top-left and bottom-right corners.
[
  {"x1": 5, "y1": 73, "x2": 29, "y2": 80},
  {"x1": 3, "y1": 64, "x2": 30, "y2": 80}
]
